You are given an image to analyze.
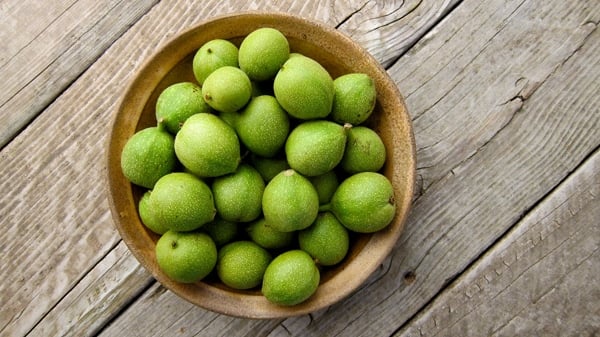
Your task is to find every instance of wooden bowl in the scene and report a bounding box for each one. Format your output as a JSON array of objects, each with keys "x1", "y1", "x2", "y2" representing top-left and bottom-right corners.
[{"x1": 106, "y1": 12, "x2": 416, "y2": 319}]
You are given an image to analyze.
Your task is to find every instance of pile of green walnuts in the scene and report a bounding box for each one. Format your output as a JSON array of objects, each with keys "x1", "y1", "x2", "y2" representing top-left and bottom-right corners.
[{"x1": 121, "y1": 27, "x2": 396, "y2": 306}]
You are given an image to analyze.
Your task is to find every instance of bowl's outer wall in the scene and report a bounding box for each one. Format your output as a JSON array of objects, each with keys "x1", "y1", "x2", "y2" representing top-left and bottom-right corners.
[{"x1": 107, "y1": 12, "x2": 416, "y2": 318}]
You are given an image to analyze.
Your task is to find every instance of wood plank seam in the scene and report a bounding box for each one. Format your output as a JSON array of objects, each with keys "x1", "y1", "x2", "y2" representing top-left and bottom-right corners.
[
  {"x1": 90, "y1": 277, "x2": 162, "y2": 337},
  {"x1": 341, "y1": 0, "x2": 464, "y2": 69},
  {"x1": 0, "y1": 1, "x2": 79, "y2": 70},
  {"x1": 459, "y1": 208, "x2": 598, "y2": 335},
  {"x1": 394, "y1": 143, "x2": 600, "y2": 336},
  {"x1": 22, "y1": 238, "x2": 123, "y2": 336},
  {"x1": 391, "y1": 145, "x2": 600, "y2": 337},
  {"x1": 386, "y1": 0, "x2": 465, "y2": 70}
]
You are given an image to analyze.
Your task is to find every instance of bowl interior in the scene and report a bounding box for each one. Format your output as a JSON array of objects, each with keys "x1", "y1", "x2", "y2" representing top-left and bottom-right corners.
[{"x1": 106, "y1": 12, "x2": 415, "y2": 319}]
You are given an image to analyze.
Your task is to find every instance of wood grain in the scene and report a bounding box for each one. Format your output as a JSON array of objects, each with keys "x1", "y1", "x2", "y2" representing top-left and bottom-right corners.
[
  {"x1": 396, "y1": 147, "x2": 600, "y2": 336},
  {"x1": 394, "y1": 25, "x2": 600, "y2": 336},
  {"x1": 392, "y1": 0, "x2": 599, "y2": 193},
  {"x1": 26, "y1": 242, "x2": 153, "y2": 337},
  {"x1": 337, "y1": 0, "x2": 461, "y2": 68},
  {"x1": 0, "y1": 0, "x2": 160, "y2": 149},
  {"x1": 0, "y1": 0, "x2": 75, "y2": 64}
]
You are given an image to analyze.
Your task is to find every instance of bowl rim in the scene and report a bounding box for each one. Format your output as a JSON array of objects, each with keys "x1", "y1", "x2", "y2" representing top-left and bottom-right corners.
[{"x1": 105, "y1": 10, "x2": 416, "y2": 319}]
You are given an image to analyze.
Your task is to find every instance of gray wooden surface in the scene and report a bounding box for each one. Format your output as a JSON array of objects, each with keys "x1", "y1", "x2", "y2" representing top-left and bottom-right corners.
[{"x1": 1, "y1": 1, "x2": 598, "y2": 336}]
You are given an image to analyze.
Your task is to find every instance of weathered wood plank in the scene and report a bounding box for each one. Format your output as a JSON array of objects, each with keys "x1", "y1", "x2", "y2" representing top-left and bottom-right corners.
[
  {"x1": 396, "y1": 146, "x2": 600, "y2": 336},
  {"x1": 26, "y1": 241, "x2": 153, "y2": 337},
  {"x1": 0, "y1": 1, "x2": 163, "y2": 333},
  {"x1": 392, "y1": 0, "x2": 599, "y2": 193},
  {"x1": 337, "y1": 0, "x2": 461, "y2": 68},
  {"x1": 0, "y1": 0, "x2": 75, "y2": 63},
  {"x1": 394, "y1": 23, "x2": 600, "y2": 335},
  {"x1": 99, "y1": 282, "x2": 280, "y2": 337},
  {"x1": 0, "y1": 0, "x2": 463, "y2": 336},
  {"x1": 0, "y1": 86, "x2": 123, "y2": 337},
  {"x1": 0, "y1": 0, "x2": 160, "y2": 149}
]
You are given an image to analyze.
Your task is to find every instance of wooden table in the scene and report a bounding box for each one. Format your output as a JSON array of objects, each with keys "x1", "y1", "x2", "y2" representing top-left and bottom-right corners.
[{"x1": 2, "y1": 1, "x2": 598, "y2": 336}]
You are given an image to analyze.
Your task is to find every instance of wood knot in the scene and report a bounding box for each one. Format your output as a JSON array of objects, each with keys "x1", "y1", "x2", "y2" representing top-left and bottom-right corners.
[
  {"x1": 404, "y1": 270, "x2": 417, "y2": 285},
  {"x1": 403, "y1": 271, "x2": 416, "y2": 285}
]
